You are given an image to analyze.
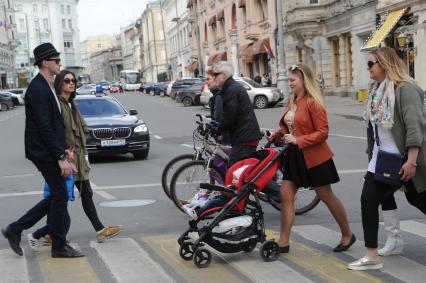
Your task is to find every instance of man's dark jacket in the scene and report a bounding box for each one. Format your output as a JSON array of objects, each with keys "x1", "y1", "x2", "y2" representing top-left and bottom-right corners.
[
  {"x1": 219, "y1": 77, "x2": 261, "y2": 145},
  {"x1": 24, "y1": 73, "x2": 66, "y2": 162}
]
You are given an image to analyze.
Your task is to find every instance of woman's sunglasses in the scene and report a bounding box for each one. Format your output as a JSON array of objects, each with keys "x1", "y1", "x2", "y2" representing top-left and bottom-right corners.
[
  {"x1": 367, "y1": 60, "x2": 378, "y2": 69},
  {"x1": 63, "y1": 78, "x2": 77, "y2": 84}
]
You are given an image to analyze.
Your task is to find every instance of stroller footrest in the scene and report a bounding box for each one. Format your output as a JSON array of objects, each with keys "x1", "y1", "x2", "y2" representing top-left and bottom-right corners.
[{"x1": 200, "y1": 183, "x2": 236, "y2": 195}]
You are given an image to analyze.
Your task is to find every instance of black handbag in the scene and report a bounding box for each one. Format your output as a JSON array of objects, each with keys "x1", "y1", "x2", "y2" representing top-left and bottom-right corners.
[{"x1": 374, "y1": 124, "x2": 404, "y2": 188}]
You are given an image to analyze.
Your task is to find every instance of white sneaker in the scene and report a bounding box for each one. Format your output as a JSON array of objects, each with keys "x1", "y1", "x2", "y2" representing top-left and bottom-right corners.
[
  {"x1": 182, "y1": 205, "x2": 198, "y2": 220},
  {"x1": 27, "y1": 233, "x2": 44, "y2": 251}
]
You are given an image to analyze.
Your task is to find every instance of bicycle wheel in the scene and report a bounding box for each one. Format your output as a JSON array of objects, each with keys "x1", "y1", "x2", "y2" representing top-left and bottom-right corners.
[
  {"x1": 170, "y1": 160, "x2": 224, "y2": 212},
  {"x1": 161, "y1": 154, "x2": 195, "y2": 199},
  {"x1": 268, "y1": 169, "x2": 320, "y2": 215}
]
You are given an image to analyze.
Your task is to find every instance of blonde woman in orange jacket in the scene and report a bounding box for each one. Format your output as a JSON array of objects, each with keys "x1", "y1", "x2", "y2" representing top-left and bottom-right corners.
[{"x1": 268, "y1": 64, "x2": 355, "y2": 254}]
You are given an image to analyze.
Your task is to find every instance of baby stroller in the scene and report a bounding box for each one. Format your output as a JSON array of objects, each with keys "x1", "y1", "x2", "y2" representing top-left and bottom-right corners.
[{"x1": 177, "y1": 145, "x2": 288, "y2": 268}]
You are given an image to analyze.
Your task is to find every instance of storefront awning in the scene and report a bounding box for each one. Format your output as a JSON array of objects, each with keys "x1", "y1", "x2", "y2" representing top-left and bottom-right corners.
[
  {"x1": 238, "y1": 43, "x2": 254, "y2": 63},
  {"x1": 251, "y1": 38, "x2": 272, "y2": 55},
  {"x1": 217, "y1": 10, "x2": 224, "y2": 21},
  {"x1": 207, "y1": 52, "x2": 227, "y2": 66},
  {"x1": 238, "y1": 0, "x2": 246, "y2": 8},
  {"x1": 208, "y1": 16, "x2": 217, "y2": 26},
  {"x1": 361, "y1": 7, "x2": 408, "y2": 51},
  {"x1": 187, "y1": 61, "x2": 198, "y2": 72}
]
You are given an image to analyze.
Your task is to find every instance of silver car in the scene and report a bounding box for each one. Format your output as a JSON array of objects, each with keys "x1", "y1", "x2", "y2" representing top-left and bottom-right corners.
[
  {"x1": 200, "y1": 77, "x2": 283, "y2": 109},
  {"x1": 76, "y1": 84, "x2": 96, "y2": 95}
]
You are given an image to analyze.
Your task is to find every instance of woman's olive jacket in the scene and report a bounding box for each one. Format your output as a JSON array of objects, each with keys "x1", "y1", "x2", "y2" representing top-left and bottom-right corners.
[{"x1": 366, "y1": 82, "x2": 426, "y2": 193}]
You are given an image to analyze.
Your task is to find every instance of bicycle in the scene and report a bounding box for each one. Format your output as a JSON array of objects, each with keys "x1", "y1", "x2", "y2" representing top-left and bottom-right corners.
[{"x1": 167, "y1": 114, "x2": 320, "y2": 214}]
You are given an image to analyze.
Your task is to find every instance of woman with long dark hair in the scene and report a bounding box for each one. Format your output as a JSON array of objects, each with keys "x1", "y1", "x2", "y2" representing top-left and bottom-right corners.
[{"x1": 27, "y1": 70, "x2": 122, "y2": 249}]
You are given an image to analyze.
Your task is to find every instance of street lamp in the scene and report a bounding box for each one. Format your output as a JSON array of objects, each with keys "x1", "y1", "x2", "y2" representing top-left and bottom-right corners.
[{"x1": 275, "y1": 0, "x2": 288, "y2": 96}]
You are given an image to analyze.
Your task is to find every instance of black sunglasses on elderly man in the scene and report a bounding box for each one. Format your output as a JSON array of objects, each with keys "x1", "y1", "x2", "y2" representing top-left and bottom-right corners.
[{"x1": 367, "y1": 60, "x2": 378, "y2": 69}]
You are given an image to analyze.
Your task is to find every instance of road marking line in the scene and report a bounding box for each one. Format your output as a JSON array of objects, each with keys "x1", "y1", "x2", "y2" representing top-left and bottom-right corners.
[
  {"x1": 144, "y1": 234, "x2": 246, "y2": 283},
  {"x1": 265, "y1": 229, "x2": 383, "y2": 283},
  {"x1": 94, "y1": 190, "x2": 117, "y2": 200},
  {"x1": 293, "y1": 224, "x2": 426, "y2": 283},
  {"x1": 0, "y1": 249, "x2": 30, "y2": 283},
  {"x1": 153, "y1": 135, "x2": 163, "y2": 140},
  {"x1": 338, "y1": 169, "x2": 366, "y2": 174},
  {"x1": 400, "y1": 220, "x2": 426, "y2": 238},
  {"x1": 91, "y1": 238, "x2": 174, "y2": 283},
  {"x1": 329, "y1": 134, "x2": 367, "y2": 140},
  {"x1": 0, "y1": 173, "x2": 35, "y2": 179},
  {"x1": 37, "y1": 244, "x2": 100, "y2": 283}
]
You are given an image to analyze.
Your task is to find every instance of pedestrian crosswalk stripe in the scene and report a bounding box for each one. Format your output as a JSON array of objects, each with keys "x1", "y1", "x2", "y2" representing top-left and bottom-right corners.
[
  {"x1": 400, "y1": 220, "x2": 426, "y2": 238},
  {"x1": 144, "y1": 234, "x2": 248, "y2": 283},
  {"x1": 212, "y1": 248, "x2": 314, "y2": 283},
  {"x1": 265, "y1": 229, "x2": 383, "y2": 283},
  {"x1": 36, "y1": 244, "x2": 99, "y2": 283},
  {"x1": 0, "y1": 249, "x2": 30, "y2": 283},
  {"x1": 293, "y1": 224, "x2": 426, "y2": 283},
  {"x1": 91, "y1": 238, "x2": 173, "y2": 283}
]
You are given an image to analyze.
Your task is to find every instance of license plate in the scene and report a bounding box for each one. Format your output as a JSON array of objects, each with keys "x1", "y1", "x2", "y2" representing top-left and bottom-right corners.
[{"x1": 101, "y1": 139, "x2": 125, "y2": 147}]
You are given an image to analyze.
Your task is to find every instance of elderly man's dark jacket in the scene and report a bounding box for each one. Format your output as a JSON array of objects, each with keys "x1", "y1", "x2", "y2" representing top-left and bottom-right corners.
[
  {"x1": 24, "y1": 73, "x2": 65, "y2": 162},
  {"x1": 219, "y1": 77, "x2": 261, "y2": 145}
]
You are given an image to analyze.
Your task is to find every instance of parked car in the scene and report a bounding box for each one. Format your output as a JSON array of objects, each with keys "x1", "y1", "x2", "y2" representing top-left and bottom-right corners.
[
  {"x1": 0, "y1": 93, "x2": 14, "y2": 111},
  {"x1": 76, "y1": 84, "x2": 96, "y2": 95},
  {"x1": 170, "y1": 78, "x2": 203, "y2": 99},
  {"x1": 149, "y1": 82, "x2": 168, "y2": 97},
  {"x1": 175, "y1": 84, "x2": 202, "y2": 107},
  {"x1": 199, "y1": 83, "x2": 213, "y2": 108},
  {"x1": 99, "y1": 81, "x2": 111, "y2": 91},
  {"x1": 75, "y1": 95, "x2": 150, "y2": 159},
  {"x1": 139, "y1": 82, "x2": 154, "y2": 94},
  {"x1": 0, "y1": 91, "x2": 21, "y2": 106},
  {"x1": 109, "y1": 83, "x2": 123, "y2": 93},
  {"x1": 6, "y1": 88, "x2": 26, "y2": 97},
  {"x1": 166, "y1": 81, "x2": 175, "y2": 96}
]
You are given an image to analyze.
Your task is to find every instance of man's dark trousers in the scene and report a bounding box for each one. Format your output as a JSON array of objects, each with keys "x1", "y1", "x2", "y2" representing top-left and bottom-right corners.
[{"x1": 8, "y1": 161, "x2": 68, "y2": 250}]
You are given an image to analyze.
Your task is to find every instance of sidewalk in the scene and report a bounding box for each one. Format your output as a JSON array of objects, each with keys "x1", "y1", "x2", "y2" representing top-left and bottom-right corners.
[{"x1": 324, "y1": 95, "x2": 365, "y2": 119}]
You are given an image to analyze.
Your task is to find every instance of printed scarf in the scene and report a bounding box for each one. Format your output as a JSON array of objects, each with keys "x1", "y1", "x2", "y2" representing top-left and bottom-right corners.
[{"x1": 363, "y1": 78, "x2": 395, "y2": 129}]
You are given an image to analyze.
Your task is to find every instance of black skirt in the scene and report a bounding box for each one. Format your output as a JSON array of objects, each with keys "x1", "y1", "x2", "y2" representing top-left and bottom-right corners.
[{"x1": 283, "y1": 144, "x2": 340, "y2": 188}]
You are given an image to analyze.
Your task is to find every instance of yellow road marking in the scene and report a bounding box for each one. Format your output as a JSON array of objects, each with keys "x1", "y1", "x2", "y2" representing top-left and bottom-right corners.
[
  {"x1": 144, "y1": 234, "x2": 247, "y2": 283},
  {"x1": 37, "y1": 244, "x2": 100, "y2": 283},
  {"x1": 266, "y1": 230, "x2": 383, "y2": 283}
]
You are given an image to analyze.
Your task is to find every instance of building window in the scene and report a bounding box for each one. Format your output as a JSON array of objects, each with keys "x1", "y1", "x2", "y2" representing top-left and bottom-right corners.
[
  {"x1": 310, "y1": 0, "x2": 319, "y2": 4},
  {"x1": 68, "y1": 19, "x2": 72, "y2": 29},
  {"x1": 64, "y1": 41, "x2": 73, "y2": 48},
  {"x1": 19, "y1": 19, "x2": 25, "y2": 31},
  {"x1": 42, "y1": 4, "x2": 47, "y2": 12},
  {"x1": 231, "y1": 4, "x2": 237, "y2": 30},
  {"x1": 33, "y1": 4, "x2": 38, "y2": 13},
  {"x1": 43, "y1": 19, "x2": 49, "y2": 30},
  {"x1": 97, "y1": 43, "x2": 101, "y2": 48},
  {"x1": 160, "y1": 50, "x2": 166, "y2": 60},
  {"x1": 62, "y1": 19, "x2": 66, "y2": 29},
  {"x1": 16, "y1": 4, "x2": 22, "y2": 12},
  {"x1": 61, "y1": 5, "x2": 65, "y2": 14},
  {"x1": 67, "y1": 5, "x2": 71, "y2": 14}
]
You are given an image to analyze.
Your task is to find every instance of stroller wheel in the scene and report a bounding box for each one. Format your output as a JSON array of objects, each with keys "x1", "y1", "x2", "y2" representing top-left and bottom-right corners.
[
  {"x1": 179, "y1": 242, "x2": 194, "y2": 261},
  {"x1": 260, "y1": 240, "x2": 280, "y2": 262},
  {"x1": 193, "y1": 248, "x2": 212, "y2": 268}
]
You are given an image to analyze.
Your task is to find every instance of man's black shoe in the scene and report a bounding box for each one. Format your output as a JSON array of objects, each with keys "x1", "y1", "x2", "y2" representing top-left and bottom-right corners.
[
  {"x1": 1, "y1": 227, "x2": 23, "y2": 256},
  {"x1": 51, "y1": 244, "x2": 85, "y2": 258}
]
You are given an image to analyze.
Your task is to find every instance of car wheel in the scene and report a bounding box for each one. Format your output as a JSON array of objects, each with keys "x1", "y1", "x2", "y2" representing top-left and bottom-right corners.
[
  {"x1": 0, "y1": 103, "x2": 7, "y2": 111},
  {"x1": 91, "y1": 91, "x2": 95, "y2": 95},
  {"x1": 143, "y1": 89, "x2": 148, "y2": 94},
  {"x1": 254, "y1": 95, "x2": 268, "y2": 109},
  {"x1": 159, "y1": 91, "x2": 165, "y2": 97},
  {"x1": 149, "y1": 90, "x2": 155, "y2": 96},
  {"x1": 133, "y1": 150, "x2": 149, "y2": 160},
  {"x1": 182, "y1": 97, "x2": 193, "y2": 107},
  {"x1": 171, "y1": 92, "x2": 176, "y2": 99}
]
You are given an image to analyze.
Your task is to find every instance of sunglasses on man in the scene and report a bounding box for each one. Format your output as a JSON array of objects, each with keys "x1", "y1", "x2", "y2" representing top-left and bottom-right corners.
[
  {"x1": 367, "y1": 60, "x2": 378, "y2": 69},
  {"x1": 45, "y1": 58, "x2": 61, "y2": 64},
  {"x1": 63, "y1": 78, "x2": 77, "y2": 84}
]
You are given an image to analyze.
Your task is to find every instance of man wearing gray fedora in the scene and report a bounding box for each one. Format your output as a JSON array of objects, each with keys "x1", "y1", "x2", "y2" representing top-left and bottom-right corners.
[{"x1": 1, "y1": 43, "x2": 83, "y2": 258}]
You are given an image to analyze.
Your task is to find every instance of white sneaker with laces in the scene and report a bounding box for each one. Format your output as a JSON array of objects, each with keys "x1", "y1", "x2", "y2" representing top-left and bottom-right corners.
[{"x1": 27, "y1": 233, "x2": 44, "y2": 251}]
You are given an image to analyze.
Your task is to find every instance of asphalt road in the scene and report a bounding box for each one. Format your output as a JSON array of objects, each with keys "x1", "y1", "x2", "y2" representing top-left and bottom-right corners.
[{"x1": 0, "y1": 91, "x2": 425, "y2": 283}]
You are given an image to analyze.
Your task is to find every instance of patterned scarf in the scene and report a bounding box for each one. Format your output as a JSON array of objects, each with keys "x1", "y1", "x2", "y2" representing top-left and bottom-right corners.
[{"x1": 363, "y1": 78, "x2": 395, "y2": 129}]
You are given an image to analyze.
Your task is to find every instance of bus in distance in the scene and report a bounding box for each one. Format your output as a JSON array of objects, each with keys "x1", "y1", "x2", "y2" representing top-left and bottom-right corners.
[{"x1": 119, "y1": 70, "x2": 141, "y2": 91}]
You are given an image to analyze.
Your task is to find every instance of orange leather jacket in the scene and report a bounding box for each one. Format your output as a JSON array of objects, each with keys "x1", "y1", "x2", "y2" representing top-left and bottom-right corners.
[{"x1": 277, "y1": 95, "x2": 333, "y2": 169}]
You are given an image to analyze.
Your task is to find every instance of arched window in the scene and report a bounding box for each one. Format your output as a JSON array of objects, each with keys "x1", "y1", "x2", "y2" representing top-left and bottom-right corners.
[{"x1": 231, "y1": 4, "x2": 237, "y2": 30}]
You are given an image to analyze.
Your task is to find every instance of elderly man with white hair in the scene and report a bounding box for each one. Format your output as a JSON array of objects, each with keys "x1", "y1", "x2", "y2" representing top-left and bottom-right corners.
[{"x1": 212, "y1": 61, "x2": 262, "y2": 165}]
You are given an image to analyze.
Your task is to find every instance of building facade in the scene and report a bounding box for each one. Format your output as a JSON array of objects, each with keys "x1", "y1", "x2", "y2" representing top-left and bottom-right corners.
[
  {"x1": 87, "y1": 47, "x2": 123, "y2": 83},
  {"x1": 0, "y1": 0, "x2": 18, "y2": 88},
  {"x1": 163, "y1": 0, "x2": 192, "y2": 80},
  {"x1": 139, "y1": 0, "x2": 169, "y2": 82},
  {"x1": 14, "y1": 0, "x2": 82, "y2": 83},
  {"x1": 80, "y1": 34, "x2": 117, "y2": 75},
  {"x1": 120, "y1": 23, "x2": 141, "y2": 71},
  {"x1": 188, "y1": 0, "x2": 278, "y2": 81}
]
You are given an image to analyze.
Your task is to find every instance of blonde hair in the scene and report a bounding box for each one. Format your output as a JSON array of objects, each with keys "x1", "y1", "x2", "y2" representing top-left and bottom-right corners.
[
  {"x1": 288, "y1": 63, "x2": 325, "y2": 108},
  {"x1": 370, "y1": 47, "x2": 416, "y2": 86}
]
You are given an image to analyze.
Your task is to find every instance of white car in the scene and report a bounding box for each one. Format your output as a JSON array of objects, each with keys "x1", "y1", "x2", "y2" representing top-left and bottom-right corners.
[
  {"x1": 166, "y1": 81, "x2": 175, "y2": 96},
  {"x1": 200, "y1": 77, "x2": 283, "y2": 109}
]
